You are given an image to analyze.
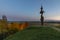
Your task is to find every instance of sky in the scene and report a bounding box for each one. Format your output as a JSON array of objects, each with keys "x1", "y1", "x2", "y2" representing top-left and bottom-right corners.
[{"x1": 0, "y1": 0, "x2": 60, "y2": 21}]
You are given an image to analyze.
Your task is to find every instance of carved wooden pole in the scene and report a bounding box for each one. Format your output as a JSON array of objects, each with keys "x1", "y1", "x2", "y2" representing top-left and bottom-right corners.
[{"x1": 40, "y1": 6, "x2": 44, "y2": 26}]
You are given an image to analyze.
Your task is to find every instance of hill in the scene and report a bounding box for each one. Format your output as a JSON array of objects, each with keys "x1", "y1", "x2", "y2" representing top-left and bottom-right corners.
[{"x1": 4, "y1": 27, "x2": 60, "y2": 40}]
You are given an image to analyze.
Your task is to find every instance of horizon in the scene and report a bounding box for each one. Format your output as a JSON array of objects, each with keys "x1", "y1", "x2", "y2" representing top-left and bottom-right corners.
[{"x1": 0, "y1": 0, "x2": 60, "y2": 21}]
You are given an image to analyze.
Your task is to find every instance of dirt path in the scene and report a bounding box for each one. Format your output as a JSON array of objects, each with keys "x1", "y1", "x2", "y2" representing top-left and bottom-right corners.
[{"x1": 51, "y1": 27, "x2": 60, "y2": 32}]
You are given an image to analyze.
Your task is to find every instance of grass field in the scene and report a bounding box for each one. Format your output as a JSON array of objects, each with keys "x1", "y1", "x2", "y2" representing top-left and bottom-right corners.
[{"x1": 4, "y1": 26, "x2": 60, "y2": 40}]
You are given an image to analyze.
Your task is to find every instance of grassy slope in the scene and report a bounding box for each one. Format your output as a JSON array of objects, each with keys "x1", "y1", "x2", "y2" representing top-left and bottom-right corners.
[{"x1": 4, "y1": 27, "x2": 60, "y2": 40}]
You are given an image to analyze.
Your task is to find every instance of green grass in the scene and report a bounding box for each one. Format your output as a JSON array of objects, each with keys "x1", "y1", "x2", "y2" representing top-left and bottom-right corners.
[{"x1": 4, "y1": 27, "x2": 60, "y2": 40}]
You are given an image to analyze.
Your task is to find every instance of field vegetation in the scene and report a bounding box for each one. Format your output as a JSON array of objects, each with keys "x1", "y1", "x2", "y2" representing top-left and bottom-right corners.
[{"x1": 4, "y1": 27, "x2": 60, "y2": 40}]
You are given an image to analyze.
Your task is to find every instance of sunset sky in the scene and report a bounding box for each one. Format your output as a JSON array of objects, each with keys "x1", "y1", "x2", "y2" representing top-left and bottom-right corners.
[{"x1": 0, "y1": 0, "x2": 60, "y2": 21}]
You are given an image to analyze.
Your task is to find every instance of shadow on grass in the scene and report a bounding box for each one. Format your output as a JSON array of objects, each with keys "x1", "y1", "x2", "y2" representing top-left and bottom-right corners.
[{"x1": 0, "y1": 29, "x2": 18, "y2": 40}]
